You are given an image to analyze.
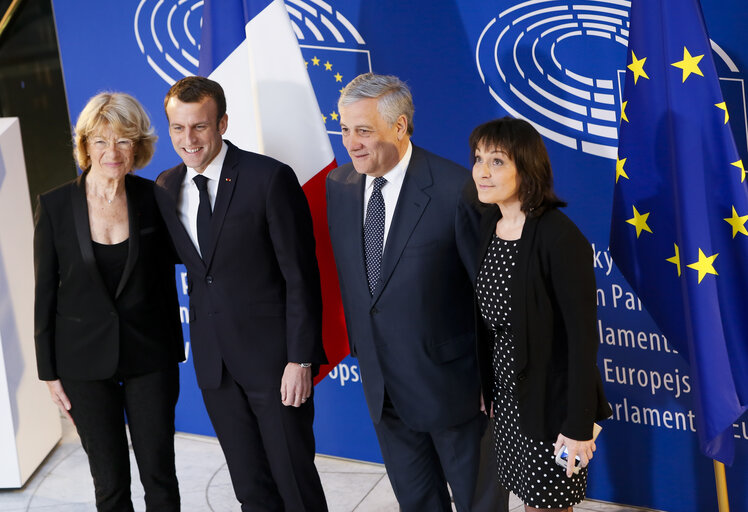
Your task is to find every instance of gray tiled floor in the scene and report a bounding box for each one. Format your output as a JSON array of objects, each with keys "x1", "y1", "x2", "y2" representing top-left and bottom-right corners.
[{"x1": 0, "y1": 416, "x2": 657, "y2": 511}]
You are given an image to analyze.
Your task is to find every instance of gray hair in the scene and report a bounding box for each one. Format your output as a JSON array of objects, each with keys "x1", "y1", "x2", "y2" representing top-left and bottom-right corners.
[{"x1": 338, "y1": 73, "x2": 414, "y2": 135}]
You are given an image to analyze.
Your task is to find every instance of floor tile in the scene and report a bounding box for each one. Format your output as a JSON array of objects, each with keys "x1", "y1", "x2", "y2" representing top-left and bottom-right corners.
[
  {"x1": 321, "y1": 471, "x2": 383, "y2": 512},
  {"x1": 352, "y1": 474, "x2": 399, "y2": 511}
]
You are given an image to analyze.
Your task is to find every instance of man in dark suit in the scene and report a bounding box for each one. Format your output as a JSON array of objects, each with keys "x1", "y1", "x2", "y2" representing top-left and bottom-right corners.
[
  {"x1": 326, "y1": 72, "x2": 507, "y2": 511},
  {"x1": 154, "y1": 76, "x2": 328, "y2": 512}
]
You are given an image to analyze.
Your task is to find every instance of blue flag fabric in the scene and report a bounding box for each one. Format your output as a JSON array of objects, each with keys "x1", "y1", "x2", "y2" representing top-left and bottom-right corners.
[
  {"x1": 198, "y1": 0, "x2": 272, "y2": 75},
  {"x1": 610, "y1": 0, "x2": 748, "y2": 464}
]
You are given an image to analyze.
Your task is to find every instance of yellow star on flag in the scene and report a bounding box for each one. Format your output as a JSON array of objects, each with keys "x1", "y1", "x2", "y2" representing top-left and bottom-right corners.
[
  {"x1": 616, "y1": 157, "x2": 629, "y2": 183},
  {"x1": 686, "y1": 249, "x2": 718, "y2": 283},
  {"x1": 626, "y1": 205, "x2": 652, "y2": 238},
  {"x1": 732, "y1": 160, "x2": 745, "y2": 182},
  {"x1": 311, "y1": 56, "x2": 320, "y2": 66},
  {"x1": 671, "y1": 47, "x2": 704, "y2": 82},
  {"x1": 621, "y1": 101, "x2": 628, "y2": 123},
  {"x1": 321, "y1": 114, "x2": 327, "y2": 123},
  {"x1": 334, "y1": 72, "x2": 343, "y2": 82},
  {"x1": 330, "y1": 111, "x2": 339, "y2": 121},
  {"x1": 324, "y1": 61, "x2": 333, "y2": 71},
  {"x1": 339, "y1": 87, "x2": 345, "y2": 94},
  {"x1": 628, "y1": 51, "x2": 649, "y2": 84},
  {"x1": 724, "y1": 206, "x2": 748, "y2": 238},
  {"x1": 305, "y1": 61, "x2": 308, "y2": 68},
  {"x1": 665, "y1": 243, "x2": 681, "y2": 276},
  {"x1": 715, "y1": 102, "x2": 729, "y2": 124}
]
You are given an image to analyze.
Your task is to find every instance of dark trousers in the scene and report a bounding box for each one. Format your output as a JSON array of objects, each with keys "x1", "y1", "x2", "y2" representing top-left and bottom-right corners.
[
  {"x1": 372, "y1": 392, "x2": 485, "y2": 512},
  {"x1": 61, "y1": 365, "x2": 180, "y2": 512},
  {"x1": 473, "y1": 417, "x2": 510, "y2": 512},
  {"x1": 201, "y1": 365, "x2": 327, "y2": 512}
]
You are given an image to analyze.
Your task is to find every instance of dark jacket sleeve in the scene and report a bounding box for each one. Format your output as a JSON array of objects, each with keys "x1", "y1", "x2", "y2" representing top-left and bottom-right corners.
[
  {"x1": 265, "y1": 164, "x2": 326, "y2": 365},
  {"x1": 33, "y1": 194, "x2": 59, "y2": 380},
  {"x1": 455, "y1": 176, "x2": 487, "y2": 284}
]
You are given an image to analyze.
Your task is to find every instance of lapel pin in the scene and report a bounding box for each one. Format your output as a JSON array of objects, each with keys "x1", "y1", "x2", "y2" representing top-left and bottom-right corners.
[{"x1": 225, "y1": 178, "x2": 232, "y2": 182}]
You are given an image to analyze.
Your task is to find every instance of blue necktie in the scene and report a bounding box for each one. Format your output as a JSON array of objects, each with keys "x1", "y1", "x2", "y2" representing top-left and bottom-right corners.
[
  {"x1": 193, "y1": 174, "x2": 212, "y2": 258},
  {"x1": 364, "y1": 177, "x2": 387, "y2": 294}
]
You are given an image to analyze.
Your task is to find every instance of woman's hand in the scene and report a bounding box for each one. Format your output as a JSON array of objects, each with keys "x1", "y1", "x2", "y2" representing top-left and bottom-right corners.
[
  {"x1": 46, "y1": 380, "x2": 74, "y2": 425},
  {"x1": 554, "y1": 433, "x2": 596, "y2": 478}
]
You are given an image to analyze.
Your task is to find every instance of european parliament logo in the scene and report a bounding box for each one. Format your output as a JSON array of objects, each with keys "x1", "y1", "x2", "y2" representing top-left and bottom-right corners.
[
  {"x1": 475, "y1": 0, "x2": 746, "y2": 160},
  {"x1": 134, "y1": 0, "x2": 202, "y2": 85},
  {"x1": 133, "y1": 0, "x2": 371, "y2": 136}
]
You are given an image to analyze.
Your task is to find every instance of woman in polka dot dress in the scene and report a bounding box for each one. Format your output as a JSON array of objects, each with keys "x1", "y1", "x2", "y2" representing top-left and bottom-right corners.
[{"x1": 469, "y1": 117, "x2": 612, "y2": 511}]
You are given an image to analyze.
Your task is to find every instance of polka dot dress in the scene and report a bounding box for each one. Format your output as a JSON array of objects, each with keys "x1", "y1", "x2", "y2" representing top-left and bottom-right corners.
[{"x1": 476, "y1": 235, "x2": 587, "y2": 509}]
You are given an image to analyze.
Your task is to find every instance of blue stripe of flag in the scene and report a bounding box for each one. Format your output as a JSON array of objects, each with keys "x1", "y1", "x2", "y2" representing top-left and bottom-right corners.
[{"x1": 198, "y1": 0, "x2": 274, "y2": 75}]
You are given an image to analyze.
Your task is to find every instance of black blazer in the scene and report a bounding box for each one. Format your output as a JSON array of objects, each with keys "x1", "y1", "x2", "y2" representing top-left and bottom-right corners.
[
  {"x1": 155, "y1": 141, "x2": 326, "y2": 391},
  {"x1": 327, "y1": 145, "x2": 481, "y2": 432},
  {"x1": 476, "y1": 206, "x2": 611, "y2": 441},
  {"x1": 34, "y1": 173, "x2": 185, "y2": 381}
]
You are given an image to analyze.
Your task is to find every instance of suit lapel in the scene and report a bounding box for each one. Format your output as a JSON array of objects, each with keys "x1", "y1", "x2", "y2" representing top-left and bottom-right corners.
[
  {"x1": 114, "y1": 174, "x2": 139, "y2": 298},
  {"x1": 348, "y1": 170, "x2": 369, "y2": 297},
  {"x1": 476, "y1": 206, "x2": 501, "y2": 278},
  {"x1": 70, "y1": 173, "x2": 115, "y2": 307},
  {"x1": 159, "y1": 165, "x2": 205, "y2": 270},
  {"x1": 372, "y1": 147, "x2": 431, "y2": 304},
  {"x1": 202, "y1": 144, "x2": 239, "y2": 267},
  {"x1": 511, "y1": 213, "x2": 538, "y2": 373}
]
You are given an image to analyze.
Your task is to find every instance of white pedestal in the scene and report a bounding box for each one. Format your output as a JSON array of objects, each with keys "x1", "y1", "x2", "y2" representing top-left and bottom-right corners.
[{"x1": 0, "y1": 118, "x2": 61, "y2": 488}]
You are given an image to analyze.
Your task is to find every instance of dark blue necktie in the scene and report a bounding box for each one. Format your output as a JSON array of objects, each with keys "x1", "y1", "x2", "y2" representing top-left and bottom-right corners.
[
  {"x1": 364, "y1": 177, "x2": 387, "y2": 294},
  {"x1": 193, "y1": 174, "x2": 212, "y2": 258}
]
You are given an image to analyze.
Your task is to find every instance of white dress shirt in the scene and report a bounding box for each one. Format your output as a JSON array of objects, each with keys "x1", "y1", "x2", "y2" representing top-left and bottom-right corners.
[
  {"x1": 177, "y1": 141, "x2": 229, "y2": 256},
  {"x1": 363, "y1": 141, "x2": 412, "y2": 248}
]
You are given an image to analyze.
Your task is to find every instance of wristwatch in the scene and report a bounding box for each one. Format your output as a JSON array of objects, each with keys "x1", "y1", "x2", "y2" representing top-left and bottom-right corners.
[{"x1": 298, "y1": 362, "x2": 312, "y2": 368}]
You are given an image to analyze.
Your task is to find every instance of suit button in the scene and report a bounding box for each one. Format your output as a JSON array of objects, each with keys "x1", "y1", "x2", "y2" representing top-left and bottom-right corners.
[
  {"x1": 206, "y1": 275, "x2": 214, "y2": 284},
  {"x1": 370, "y1": 307, "x2": 378, "y2": 315},
  {"x1": 517, "y1": 372, "x2": 527, "y2": 382}
]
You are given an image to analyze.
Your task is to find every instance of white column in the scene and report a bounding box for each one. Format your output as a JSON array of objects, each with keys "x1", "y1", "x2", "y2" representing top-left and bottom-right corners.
[{"x1": 0, "y1": 117, "x2": 61, "y2": 488}]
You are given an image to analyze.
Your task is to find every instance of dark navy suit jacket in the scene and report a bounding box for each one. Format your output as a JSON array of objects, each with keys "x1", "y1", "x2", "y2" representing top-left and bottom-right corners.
[
  {"x1": 155, "y1": 141, "x2": 327, "y2": 391},
  {"x1": 327, "y1": 144, "x2": 481, "y2": 432}
]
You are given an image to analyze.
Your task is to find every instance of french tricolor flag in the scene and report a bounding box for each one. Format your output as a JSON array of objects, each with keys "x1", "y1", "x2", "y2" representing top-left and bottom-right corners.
[{"x1": 199, "y1": 0, "x2": 348, "y2": 382}]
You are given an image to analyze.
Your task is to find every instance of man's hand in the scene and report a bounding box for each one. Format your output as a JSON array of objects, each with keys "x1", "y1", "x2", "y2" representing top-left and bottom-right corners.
[
  {"x1": 46, "y1": 380, "x2": 75, "y2": 425},
  {"x1": 479, "y1": 394, "x2": 494, "y2": 418},
  {"x1": 280, "y1": 363, "x2": 312, "y2": 407}
]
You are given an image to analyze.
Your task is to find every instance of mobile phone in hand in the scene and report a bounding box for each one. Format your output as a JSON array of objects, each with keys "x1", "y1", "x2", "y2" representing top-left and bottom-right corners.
[
  {"x1": 555, "y1": 446, "x2": 582, "y2": 474},
  {"x1": 554, "y1": 423, "x2": 602, "y2": 475}
]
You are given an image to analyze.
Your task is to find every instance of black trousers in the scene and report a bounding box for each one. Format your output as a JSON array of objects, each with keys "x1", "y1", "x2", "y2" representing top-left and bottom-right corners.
[
  {"x1": 201, "y1": 365, "x2": 328, "y2": 512},
  {"x1": 61, "y1": 365, "x2": 180, "y2": 512},
  {"x1": 372, "y1": 392, "x2": 486, "y2": 512},
  {"x1": 473, "y1": 417, "x2": 511, "y2": 512}
]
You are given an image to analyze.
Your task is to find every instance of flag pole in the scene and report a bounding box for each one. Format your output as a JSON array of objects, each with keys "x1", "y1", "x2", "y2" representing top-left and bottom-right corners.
[{"x1": 713, "y1": 460, "x2": 730, "y2": 511}]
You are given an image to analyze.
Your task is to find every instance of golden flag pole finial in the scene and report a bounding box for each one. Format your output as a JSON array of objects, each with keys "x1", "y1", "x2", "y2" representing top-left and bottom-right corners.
[
  {"x1": 714, "y1": 460, "x2": 730, "y2": 511},
  {"x1": 0, "y1": 0, "x2": 26, "y2": 42}
]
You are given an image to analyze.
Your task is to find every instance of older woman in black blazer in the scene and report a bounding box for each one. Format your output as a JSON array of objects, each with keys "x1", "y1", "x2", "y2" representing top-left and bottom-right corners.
[
  {"x1": 470, "y1": 117, "x2": 611, "y2": 511},
  {"x1": 34, "y1": 92, "x2": 184, "y2": 511}
]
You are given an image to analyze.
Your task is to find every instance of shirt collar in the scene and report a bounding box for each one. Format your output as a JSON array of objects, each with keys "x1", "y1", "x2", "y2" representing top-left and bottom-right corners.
[
  {"x1": 366, "y1": 141, "x2": 412, "y2": 190},
  {"x1": 185, "y1": 141, "x2": 228, "y2": 183}
]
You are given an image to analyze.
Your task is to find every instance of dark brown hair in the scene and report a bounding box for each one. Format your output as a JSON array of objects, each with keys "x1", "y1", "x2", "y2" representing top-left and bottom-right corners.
[
  {"x1": 164, "y1": 76, "x2": 227, "y2": 125},
  {"x1": 469, "y1": 116, "x2": 565, "y2": 216}
]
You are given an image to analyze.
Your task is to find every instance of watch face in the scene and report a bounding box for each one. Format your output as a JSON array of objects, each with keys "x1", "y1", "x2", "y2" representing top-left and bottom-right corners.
[{"x1": 299, "y1": 363, "x2": 312, "y2": 368}]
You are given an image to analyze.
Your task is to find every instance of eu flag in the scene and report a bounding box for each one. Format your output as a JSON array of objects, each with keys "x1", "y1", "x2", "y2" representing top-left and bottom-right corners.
[{"x1": 610, "y1": 0, "x2": 748, "y2": 464}]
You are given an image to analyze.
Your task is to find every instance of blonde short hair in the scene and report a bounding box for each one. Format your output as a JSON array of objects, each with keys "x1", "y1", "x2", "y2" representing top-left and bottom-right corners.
[{"x1": 73, "y1": 92, "x2": 157, "y2": 171}]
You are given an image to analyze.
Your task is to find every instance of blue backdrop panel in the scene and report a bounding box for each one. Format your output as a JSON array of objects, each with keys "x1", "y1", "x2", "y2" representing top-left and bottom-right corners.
[{"x1": 50, "y1": 1, "x2": 748, "y2": 510}]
